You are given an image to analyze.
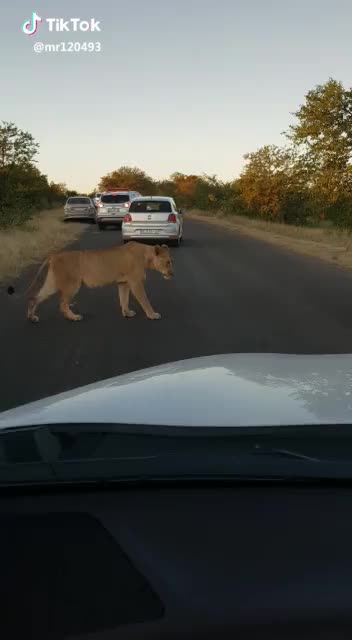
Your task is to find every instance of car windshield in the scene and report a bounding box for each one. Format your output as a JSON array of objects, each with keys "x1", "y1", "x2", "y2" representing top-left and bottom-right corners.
[
  {"x1": 129, "y1": 200, "x2": 172, "y2": 213},
  {"x1": 67, "y1": 197, "x2": 90, "y2": 205},
  {"x1": 101, "y1": 194, "x2": 129, "y2": 203},
  {"x1": 1, "y1": 3, "x2": 351, "y2": 489}
]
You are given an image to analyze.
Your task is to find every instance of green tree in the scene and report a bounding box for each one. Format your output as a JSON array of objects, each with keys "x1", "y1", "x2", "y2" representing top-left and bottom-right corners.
[
  {"x1": 0, "y1": 122, "x2": 43, "y2": 227},
  {"x1": 155, "y1": 179, "x2": 177, "y2": 199},
  {"x1": 169, "y1": 173, "x2": 200, "y2": 207},
  {"x1": 238, "y1": 145, "x2": 307, "y2": 223},
  {"x1": 0, "y1": 165, "x2": 50, "y2": 227},
  {"x1": 0, "y1": 123, "x2": 65, "y2": 227},
  {"x1": 99, "y1": 166, "x2": 156, "y2": 194},
  {"x1": 287, "y1": 78, "x2": 352, "y2": 205},
  {"x1": 47, "y1": 181, "x2": 67, "y2": 207},
  {"x1": 0, "y1": 121, "x2": 39, "y2": 170},
  {"x1": 156, "y1": 173, "x2": 246, "y2": 214},
  {"x1": 219, "y1": 180, "x2": 250, "y2": 217},
  {"x1": 49, "y1": 181, "x2": 66, "y2": 196},
  {"x1": 193, "y1": 174, "x2": 232, "y2": 211}
]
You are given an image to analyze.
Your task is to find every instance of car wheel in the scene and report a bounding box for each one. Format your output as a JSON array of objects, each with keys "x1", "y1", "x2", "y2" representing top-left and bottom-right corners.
[{"x1": 170, "y1": 236, "x2": 181, "y2": 247}]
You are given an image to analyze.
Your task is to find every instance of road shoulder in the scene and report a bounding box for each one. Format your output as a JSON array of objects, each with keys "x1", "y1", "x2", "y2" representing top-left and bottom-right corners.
[
  {"x1": 0, "y1": 209, "x2": 89, "y2": 285},
  {"x1": 188, "y1": 211, "x2": 352, "y2": 272}
]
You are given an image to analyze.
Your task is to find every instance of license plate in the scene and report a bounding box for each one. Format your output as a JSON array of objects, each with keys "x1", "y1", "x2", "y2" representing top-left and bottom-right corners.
[{"x1": 138, "y1": 229, "x2": 159, "y2": 235}]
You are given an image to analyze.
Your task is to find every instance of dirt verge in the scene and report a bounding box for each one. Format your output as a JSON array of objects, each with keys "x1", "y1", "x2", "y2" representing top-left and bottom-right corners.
[
  {"x1": 0, "y1": 209, "x2": 88, "y2": 284},
  {"x1": 189, "y1": 210, "x2": 352, "y2": 270}
]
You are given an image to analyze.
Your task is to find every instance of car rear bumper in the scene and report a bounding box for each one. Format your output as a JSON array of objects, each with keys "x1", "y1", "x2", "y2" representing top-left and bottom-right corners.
[
  {"x1": 122, "y1": 224, "x2": 179, "y2": 240},
  {"x1": 64, "y1": 212, "x2": 95, "y2": 219},
  {"x1": 96, "y1": 216, "x2": 124, "y2": 224}
]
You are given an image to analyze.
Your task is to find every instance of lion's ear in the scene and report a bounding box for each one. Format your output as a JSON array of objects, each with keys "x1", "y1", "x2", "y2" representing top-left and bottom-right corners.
[{"x1": 154, "y1": 245, "x2": 161, "y2": 255}]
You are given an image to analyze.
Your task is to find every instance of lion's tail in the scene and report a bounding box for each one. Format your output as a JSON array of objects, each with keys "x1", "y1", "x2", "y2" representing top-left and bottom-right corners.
[{"x1": 7, "y1": 258, "x2": 50, "y2": 297}]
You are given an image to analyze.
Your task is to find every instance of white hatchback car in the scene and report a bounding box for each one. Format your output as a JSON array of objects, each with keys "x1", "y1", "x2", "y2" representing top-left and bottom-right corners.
[{"x1": 122, "y1": 196, "x2": 184, "y2": 247}]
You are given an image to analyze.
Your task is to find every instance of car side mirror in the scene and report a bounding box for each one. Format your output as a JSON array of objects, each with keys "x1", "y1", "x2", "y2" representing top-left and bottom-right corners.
[{"x1": 179, "y1": 208, "x2": 185, "y2": 215}]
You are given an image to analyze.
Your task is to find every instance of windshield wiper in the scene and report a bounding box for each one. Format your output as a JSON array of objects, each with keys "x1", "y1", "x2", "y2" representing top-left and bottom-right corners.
[{"x1": 253, "y1": 446, "x2": 320, "y2": 463}]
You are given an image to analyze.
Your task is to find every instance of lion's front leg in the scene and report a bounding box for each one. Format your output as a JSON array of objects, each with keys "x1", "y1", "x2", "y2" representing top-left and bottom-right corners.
[
  {"x1": 129, "y1": 281, "x2": 161, "y2": 320},
  {"x1": 118, "y1": 283, "x2": 136, "y2": 318},
  {"x1": 60, "y1": 299, "x2": 83, "y2": 321}
]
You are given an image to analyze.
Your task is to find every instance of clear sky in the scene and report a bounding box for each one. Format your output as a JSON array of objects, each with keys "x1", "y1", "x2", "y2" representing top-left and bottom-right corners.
[{"x1": 2, "y1": 0, "x2": 352, "y2": 192}]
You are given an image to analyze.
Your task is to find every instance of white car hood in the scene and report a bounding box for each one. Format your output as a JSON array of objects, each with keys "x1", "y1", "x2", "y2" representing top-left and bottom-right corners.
[{"x1": 1, "y1": 353, "x2": 352, "y2": 430}]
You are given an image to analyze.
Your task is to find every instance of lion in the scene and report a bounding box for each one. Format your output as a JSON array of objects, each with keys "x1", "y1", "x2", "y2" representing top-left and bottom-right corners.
[{"x1": 10, "y1": 242, "x2": 174, "y2": 323}]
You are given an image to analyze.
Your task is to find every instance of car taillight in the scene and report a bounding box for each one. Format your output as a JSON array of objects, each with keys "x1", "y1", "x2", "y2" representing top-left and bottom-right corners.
[
  {"x1": 124, "y1": 213, "x2": 132, "y2": 222},
  {"x1": 168, "y1": 213, "x2": 177, "y2": 223}
]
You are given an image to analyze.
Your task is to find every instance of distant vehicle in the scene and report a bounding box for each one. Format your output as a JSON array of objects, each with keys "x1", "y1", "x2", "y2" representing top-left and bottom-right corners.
[
  {"x1": 95, "y1": 190, "x2": 142, "y2": 230},
  {"x1": 64, "y1": 196, "x2": 96, "y2": 222},
  {"x1": 93, "y1": 192, "x2": 102, "y2": 206},
  {"x1": 122, "y1": 196, "x2": 184, "y2": 247}
]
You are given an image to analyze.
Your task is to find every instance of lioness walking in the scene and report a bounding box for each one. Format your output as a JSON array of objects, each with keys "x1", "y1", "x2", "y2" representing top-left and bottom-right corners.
[{"x1": 12, "y1": 242, "x2": 174, "y2": 323}]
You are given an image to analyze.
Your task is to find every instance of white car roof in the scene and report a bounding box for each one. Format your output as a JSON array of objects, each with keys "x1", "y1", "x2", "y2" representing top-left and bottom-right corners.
[
  {"x1": 101, "y1": 190, "x2": 136, "y2": 195},
  {"x1": 132, "y1": 196, "x2": 174, "y2": 202}
]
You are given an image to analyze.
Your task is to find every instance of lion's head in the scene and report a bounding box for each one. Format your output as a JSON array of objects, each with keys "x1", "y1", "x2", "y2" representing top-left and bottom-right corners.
[{"x1": 152, "y1": 245, "x2": 174, "y2": 280}]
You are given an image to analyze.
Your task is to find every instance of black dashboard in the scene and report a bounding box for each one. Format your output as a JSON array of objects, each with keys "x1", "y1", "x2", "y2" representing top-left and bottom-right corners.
[{"x1": 1, "y1": 483, "x2": 352, "y2": 639}]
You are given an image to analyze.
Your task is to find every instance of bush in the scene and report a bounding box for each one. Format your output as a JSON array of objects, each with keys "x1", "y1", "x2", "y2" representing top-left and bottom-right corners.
[
  {"x1": 281, "y1": 192, "x2": 311, "y2": 226},
  {"x1": 0, "y1": 194, "x2": 36, "y2": 229},
  {"x1": 326, "y1": 196, "x2": 352, "y2": 229}
]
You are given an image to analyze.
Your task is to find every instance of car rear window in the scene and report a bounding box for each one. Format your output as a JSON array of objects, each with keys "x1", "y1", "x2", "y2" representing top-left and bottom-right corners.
[
  {"x1": 129, "y1": 200, "x2": 172, "y2": 213},
  {"x1": 67, "y1": 197, "x2": 91, "y2": 205},
  {"x1": 101, "y1": 194, "x2": 130, "y2": 204}
]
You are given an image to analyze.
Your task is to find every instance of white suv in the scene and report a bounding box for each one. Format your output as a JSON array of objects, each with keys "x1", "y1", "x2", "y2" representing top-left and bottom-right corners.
[{"x1": 95, "y1": 190, "x2": 141, "y2": 230}]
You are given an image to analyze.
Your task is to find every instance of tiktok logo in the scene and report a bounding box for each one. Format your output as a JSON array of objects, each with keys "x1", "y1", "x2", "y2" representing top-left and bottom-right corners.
[{"x1": 22, "y1": 12, "x2": 42, "y2": 35}]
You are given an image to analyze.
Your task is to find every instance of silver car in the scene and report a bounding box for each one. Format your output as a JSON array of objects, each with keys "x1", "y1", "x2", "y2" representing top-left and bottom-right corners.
[
  {"x1": 95, "y1": 190, "x2": 141, "y2": 230},
  {"x1": 122, "y1": 196, "x2": 184, "y2": 247},
  {"x1": 64, "y1": 196, "x2": 96, "y2": 222}
]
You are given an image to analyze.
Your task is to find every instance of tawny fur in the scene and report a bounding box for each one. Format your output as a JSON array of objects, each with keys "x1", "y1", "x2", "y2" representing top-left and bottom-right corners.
[{"x1": 26, "y1": 242, "x2": 174, "y2": 323}]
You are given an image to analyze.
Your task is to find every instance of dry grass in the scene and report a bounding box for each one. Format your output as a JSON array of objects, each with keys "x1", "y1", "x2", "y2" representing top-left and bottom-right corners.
[
  {"x1": 189, "y1": 210, "x2": 352, "y2": 271},
  {"x1": 0, "y1": 209, "x2": 86, "y2": 284}
]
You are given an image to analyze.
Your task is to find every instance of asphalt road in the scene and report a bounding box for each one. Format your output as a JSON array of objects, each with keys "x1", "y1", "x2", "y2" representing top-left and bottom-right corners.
[{"x1": 2, "y1": 217, "x2": 352, "y2": 412}]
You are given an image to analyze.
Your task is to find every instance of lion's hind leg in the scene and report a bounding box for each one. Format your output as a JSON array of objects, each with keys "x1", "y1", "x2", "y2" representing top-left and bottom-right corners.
[
  {"x1": 53, "y1": 254, "x2": 83, "y2": 322},
  {"x1": 27, "y1": 268, "x2": 57, "y2": 323},
  {"x1": 59, "y1": 281, "x2": 82, "y2": 321}
]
